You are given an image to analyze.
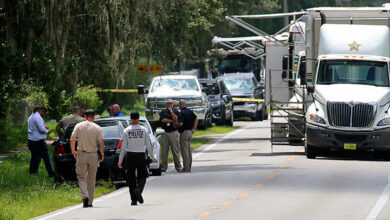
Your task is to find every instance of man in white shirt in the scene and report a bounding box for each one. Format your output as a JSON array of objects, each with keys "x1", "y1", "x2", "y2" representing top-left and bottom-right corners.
[
  {"x1": 27, "y1": 106, "x2": 54, "y2": 177},
  {"x1": 118, "y1": 111, "x2": 157, "y2": 206}
]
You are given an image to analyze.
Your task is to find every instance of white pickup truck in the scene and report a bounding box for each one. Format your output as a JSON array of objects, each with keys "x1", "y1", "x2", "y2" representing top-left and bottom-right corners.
[
  {"x1": 141, "y1": 75, "x2": 210, "y2": 131},
  {"x1": 305, "y1": 8, "x2": 390, "y2": 159}
]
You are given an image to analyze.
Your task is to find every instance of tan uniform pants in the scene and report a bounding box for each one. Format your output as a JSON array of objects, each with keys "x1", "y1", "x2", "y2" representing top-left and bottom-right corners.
[
  {"x1": 180, "y1": 130, "x2": 193, "y2": 171},
  {"x1": 76, "y1": 152, "x2": 99, "y2": 205},
  {"x1": 161, "y1": 130, "x2": 182, "y2": 170}
]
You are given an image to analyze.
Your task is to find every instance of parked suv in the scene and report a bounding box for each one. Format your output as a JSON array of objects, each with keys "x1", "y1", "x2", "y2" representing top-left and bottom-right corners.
[
  {"x1": 140, "y1": 75, "x2": 211, "y2": 130},
  {"x1": 218, "y1": 73, "x2": 266, "y2": 121},
  {"x1": 198, "y1": 78, "x2": 233, "y2": 126}
]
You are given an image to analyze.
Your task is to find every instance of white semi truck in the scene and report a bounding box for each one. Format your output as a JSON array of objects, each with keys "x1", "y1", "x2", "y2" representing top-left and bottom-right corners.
[{"x1": 303, "y1": 6, "x2": 390, "y2": 159}]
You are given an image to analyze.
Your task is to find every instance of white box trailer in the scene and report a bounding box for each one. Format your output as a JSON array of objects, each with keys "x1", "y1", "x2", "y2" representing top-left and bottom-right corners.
[{"x1": 304, "y1": 6, "x2": 390, "y2": 159}]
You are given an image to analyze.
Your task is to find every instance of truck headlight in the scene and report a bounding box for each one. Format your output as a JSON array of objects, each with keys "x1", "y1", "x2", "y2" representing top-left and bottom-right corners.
[
  {"x1": 211, "y1": 100, "x2": 222, "y2": 107},
  {"x1": 377, "y1": 118, "x2": 390, "y2": 126},
  {"x1": 309, "y1": 114, "x2": 326, "y2": 124}
]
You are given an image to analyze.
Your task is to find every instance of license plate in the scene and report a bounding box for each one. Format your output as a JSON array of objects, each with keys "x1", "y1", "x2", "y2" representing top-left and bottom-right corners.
[{"x1": 344, "y1": 143, "x2": 356, "y2": 150}]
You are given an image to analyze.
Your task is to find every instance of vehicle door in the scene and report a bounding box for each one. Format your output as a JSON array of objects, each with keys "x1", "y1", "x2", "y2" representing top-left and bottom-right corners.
[{"x1": 219, "y1": 80, "x2": 232, "y2": 117}]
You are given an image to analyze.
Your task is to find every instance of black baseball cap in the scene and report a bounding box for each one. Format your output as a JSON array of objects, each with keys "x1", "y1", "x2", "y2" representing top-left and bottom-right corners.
[
  {"x1": 85, "y1": 109, "x2": 95, "y2": 116},
  {"x1": 130, "y1": 110, "x2": 139, "y2": 120}
]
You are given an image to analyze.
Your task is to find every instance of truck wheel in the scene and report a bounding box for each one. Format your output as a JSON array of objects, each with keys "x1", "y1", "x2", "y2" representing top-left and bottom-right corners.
[
  {"x1": 197, "y1": 120, "x2": 207, "y2": 130},
  {"x1": 151, "y1": 167, "x2": 162, "y2": 176},
  {"x1": 216, "y1": 111, "x2": 225, "y2": 126},
  {"x1": 305, "y1": 145, "x2": 316, "y2": 159},
  {"x1": 383, "y1": 151, "x2": 390, "y2": 161},
  {"x1": 263, "y1": 107, "x2": 268, "y2": 120},
  {"x1": 226, "y1": 111, "x2": 233, "y2": 127}
]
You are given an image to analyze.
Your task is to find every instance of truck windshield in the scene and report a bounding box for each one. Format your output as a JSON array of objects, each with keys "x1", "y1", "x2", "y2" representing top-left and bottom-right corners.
[
  {"x1": 151, "y1": 79, "x2": 199, "y2": 92},
  {"x1": 317, "y1": 60, "x2": 389, "y2": 86},
  {"x1": 224, "y1": 78, "x2": 254, "y2": 91}
]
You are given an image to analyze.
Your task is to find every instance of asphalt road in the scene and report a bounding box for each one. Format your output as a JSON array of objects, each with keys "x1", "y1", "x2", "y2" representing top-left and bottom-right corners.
[{"x1": 33, "y1": 121, "x2": 390, "y2": 220}]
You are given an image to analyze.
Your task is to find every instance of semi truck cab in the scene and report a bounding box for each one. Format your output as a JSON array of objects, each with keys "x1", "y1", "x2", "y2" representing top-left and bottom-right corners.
[{"x1": 305, "y1": 24, "x2": 390, "y2": 159}]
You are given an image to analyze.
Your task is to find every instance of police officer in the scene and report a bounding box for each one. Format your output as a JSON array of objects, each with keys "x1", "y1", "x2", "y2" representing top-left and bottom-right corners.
[
  {"x1": 70, "y1": 109, "x2": 104, "y2": 208},
  {"x1": 56, "y1": 107, "x2": 85, "y2": 138},
  {"x1": 159, "y1": 99, "x2": 182, "y2": 172},
  {"x1": 178, "y1": 100, "x2": 198, "y2": 172},
  {"x1": 118, "y1": 111, "x2": 157, "y2": 206}
]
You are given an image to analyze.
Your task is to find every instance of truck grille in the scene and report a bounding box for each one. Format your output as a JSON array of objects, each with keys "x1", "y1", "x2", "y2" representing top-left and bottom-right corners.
[
  {"x1": 148, "y1": 98, "x2": 202, "y2": 110},
  {"x1": 327, "y1": 102, "x2": 375, "y2": 128}
]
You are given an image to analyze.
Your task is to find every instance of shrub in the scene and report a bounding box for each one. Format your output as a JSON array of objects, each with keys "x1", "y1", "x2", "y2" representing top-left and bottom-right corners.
[{"x1": 64, "y1": 85, "x2": 103, "y2": 112}]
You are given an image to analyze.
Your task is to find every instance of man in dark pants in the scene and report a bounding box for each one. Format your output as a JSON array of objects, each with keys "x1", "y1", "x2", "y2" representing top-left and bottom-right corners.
[
  {"x1": 178, "y1": 100, "x2": 198, "y2": 172},
  {"x1": 27, "y1": 106, "x2": 55, "y2": 177},
  {"x1": 159, "y1": 99, "x2": 182, "y2": 172},
  {"x1": 118, "y1": 111, "x2": 157, "y2": 206}
]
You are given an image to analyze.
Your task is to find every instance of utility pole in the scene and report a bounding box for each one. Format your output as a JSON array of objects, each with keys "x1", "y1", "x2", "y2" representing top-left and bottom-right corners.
[{"x1": 283, "y1": 0, "x2": 288, "y2": 26}]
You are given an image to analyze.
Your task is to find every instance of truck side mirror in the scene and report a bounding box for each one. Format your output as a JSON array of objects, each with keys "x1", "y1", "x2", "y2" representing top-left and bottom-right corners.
[
  {"x1": 282, "y1": 55, "x2": 289, "y2": 71},
  {"x1": 282, "y1": 55, "x2": 289, "y2": 79},
  {"x1": 137, "y1": 85, "x2": 146, "y2": 95},
  {"x1": 299, "y1": 61, "x2": 307, "y2": 85},
  {"x1": 307, "y1": 85, "x2": 315, "y2": 93}
]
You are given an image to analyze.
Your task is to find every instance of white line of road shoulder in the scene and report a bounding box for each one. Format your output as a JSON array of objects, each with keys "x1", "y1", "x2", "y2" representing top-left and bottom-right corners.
[
  {"x1": 193, "y1": 125, "x2": 246, "y2": 159},
  {"x1": 366, "y1": 175, "x2": 390, "y2": 220},
  {"x1": 33, "y1": 125, "x2": 248, "y2": 220}
]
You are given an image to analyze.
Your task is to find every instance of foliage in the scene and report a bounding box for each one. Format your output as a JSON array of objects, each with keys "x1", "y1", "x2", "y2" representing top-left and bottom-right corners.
[
  {"x1": 64, "y1": 86, "x2": 103, "y2": 111},
  {"x1": 25, "y1": 86, "x2": 49, "y2": 108}
]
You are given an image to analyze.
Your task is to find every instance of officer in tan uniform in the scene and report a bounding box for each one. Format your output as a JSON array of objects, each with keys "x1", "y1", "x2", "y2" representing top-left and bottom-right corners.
[
  {"x1": 56, "y1": 107, "x2": 85, "y2": 138},
  {"x1": 70, "y1": 109, "x2": 104, "y2": 208}
]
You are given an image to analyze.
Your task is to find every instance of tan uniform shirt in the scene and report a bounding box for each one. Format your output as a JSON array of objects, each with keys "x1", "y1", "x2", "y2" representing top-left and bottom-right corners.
[
  {"x1": 72, "y1": 121, "x2": 103, "y2": 152},
  {"x1": 56, "y1": 114, "x2": 85, "y2": 136}
]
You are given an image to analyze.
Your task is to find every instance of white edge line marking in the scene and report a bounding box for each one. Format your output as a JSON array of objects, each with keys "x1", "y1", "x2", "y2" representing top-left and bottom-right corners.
[
  {"x1": 34, "y1": 126, "x2": 247, "y2": 220},
  {"x1": 366, "y1": 175, "x2": 390, "y2": 220},
  {"x1": 193, "y1": 126, "x2": 246, "y2": 159}
]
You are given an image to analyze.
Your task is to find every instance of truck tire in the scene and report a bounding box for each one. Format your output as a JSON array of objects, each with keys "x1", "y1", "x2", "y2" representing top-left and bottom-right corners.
[
  {"x1": 226, "y1": 110, "x2": 233, "y2": 127},
  {"x1": 151, "y1": 167, "x2": 162, "y2": 176},
  {"x1": 305, "y1": 145, "x2": 316, "y2": 159},
  {"x1": 216, "y1": 110, "x2": 226, "y2": 126},
  {"x1": 197, "y1": 120, "x2": 208, "y2": 130},
  {"x1": 263, "y1": 107, "x2": 268, "y2": 120}
]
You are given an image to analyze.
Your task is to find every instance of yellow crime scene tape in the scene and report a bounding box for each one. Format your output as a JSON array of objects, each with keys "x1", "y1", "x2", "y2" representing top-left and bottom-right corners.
[
  {"x1": 77, "y1": 88, "x2": 138, "y2": 93},
  {"x1": 232, "y1": 97, "x2": 264, "y2": 102}
]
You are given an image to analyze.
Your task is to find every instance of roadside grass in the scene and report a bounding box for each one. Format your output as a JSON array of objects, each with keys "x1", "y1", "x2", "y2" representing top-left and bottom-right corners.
[
  {"x1": 194, "y1": 125, "x2": 239, "y2": 137},
  {"x1": 46, "y1": 121, "x2": 58, "y2": 139},
  {"x1": 0, "y1": 149, "x2": 115, "y2": 220}
]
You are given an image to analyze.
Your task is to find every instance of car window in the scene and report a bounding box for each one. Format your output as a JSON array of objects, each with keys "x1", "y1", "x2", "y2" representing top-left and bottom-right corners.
[
  {"x1": 95, "y1": 121, "x2": 122, "y2": 139},
  {"x1": 200, "y1": 81, "x2": 219, "y2": 94},
  {"x1": 151, "y1": 78, "x2": 199, "y2": 93},
  {"x1": 62, "y1": 125, "x2": 75, "y2": 142},
  {"x1": 100, "y1": 126, "x2": 121, "y2": 139}
]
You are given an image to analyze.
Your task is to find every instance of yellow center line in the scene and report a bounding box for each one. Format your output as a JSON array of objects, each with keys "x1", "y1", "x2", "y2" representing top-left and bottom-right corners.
[
  {"x1": 253, "y1": 184, "x2": 264, "y2": 188},
  {"x1": 221, "y1": 201, "x2": 232, "y2": 206},
  {"x1": 279, "y1": 165, "x2": 286, "y2": 169},
  {"x1": 295, "y1": 149, "x2": 304, "y2": 153},
  {"x1": 268, "y1": 174, "x2": 277, "y2": 178},
  {"x1": 198, "y1": 212, "x2": 212, "y2": 217},
  {"x1": 287, "y1": 157, "x2": 295, "y2": 161},
  {"x1": 239, "y1": 193, "x2": 249, "y2": 197}
]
